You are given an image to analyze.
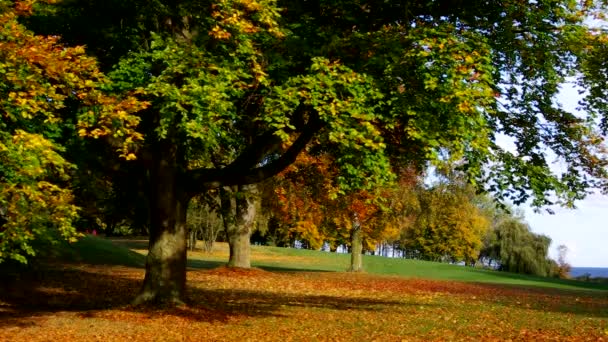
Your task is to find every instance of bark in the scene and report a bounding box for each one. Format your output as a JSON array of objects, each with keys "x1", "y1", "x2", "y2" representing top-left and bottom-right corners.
[
  {"x1": 133, "y1": 140, "x2": 189, "y2": 305},
  {"x1": 349, "y1": 217, "x2": 363, "y2": 272},
  {"x1": 221, "y1": 184, "x2": 257, "y2": 268}
]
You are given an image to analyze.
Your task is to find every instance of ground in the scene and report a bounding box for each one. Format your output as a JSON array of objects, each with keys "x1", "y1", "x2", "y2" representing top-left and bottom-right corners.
[{"x1": 1, "y1": 237, "x2": 607, "y2": 341}]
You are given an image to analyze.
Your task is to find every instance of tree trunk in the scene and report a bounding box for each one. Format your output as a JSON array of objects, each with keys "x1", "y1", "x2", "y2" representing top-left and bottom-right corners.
[
  {"x1": 188, "y1": 230, "x2": 197, "y2": 251},
  {"x1": 133, "y1": 141, "x2": 189, "y2": 305},
  {"x1": 221, "y1": 184, "x2": 257, "y2": 268},
  {"x1": 349, "y1": 217, "x2": 363, "y2": 272}
]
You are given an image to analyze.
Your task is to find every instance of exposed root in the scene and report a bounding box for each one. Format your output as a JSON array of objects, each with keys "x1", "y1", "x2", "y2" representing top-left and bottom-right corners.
[{"x1": 132, "y1": 290, "x2": 186, "y2": 307}]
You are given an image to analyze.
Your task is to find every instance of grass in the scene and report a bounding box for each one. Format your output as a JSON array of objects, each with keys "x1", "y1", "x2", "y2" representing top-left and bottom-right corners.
[
  {"x1": 55, "y1": 235, "x2": 146, "y2": 267},
  {"x1": 1, "y1": 235, "x2": 607, "y2": 341},
  {"x1": 174, "y1": 241, "x2": 608, "y2": 292}
]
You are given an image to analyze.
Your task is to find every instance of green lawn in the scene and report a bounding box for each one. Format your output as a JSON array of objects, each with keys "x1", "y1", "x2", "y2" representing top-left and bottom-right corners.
[
  {"x1": 79, "y1": 235, "x2": 608, "y2": 292},
  {"x1": 249, "y1": 245, "x2": 608, "y2": 292}
]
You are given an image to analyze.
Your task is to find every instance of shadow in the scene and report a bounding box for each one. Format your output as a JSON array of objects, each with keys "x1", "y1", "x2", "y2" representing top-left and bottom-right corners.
[
  {"x1": 255, "y1": 265, "x2": 333, "y2": 273},
  {"x1": 186, "y1": 259, "x2": 224, "y2": 270},
  {"x1": 0, "y1": 263, "x2": 418, "y2": 329},
  {"x1": 1, "y1": 262, "x2": 607, "y2": 331},
  {"x1": 185, "y1": 258, "x2": 333, "y2": 273},
  {"x1": 187, "y1": 259, "x2": 334, "y2": 273},
  {"x1": 107, "y1": 236, "x2": 333, "y2": 273},
  {"x1": 105, "y1": 237, "x2": 149, "y2": 251}
]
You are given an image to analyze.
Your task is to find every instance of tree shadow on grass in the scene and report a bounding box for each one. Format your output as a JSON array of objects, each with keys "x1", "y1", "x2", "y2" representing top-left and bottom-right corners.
[
  {"x1": 0, "y1": 264, "x2": 421, "y2": 329},
  {"x1": 255, "y1": 265, "x2": 333, "y2": 273},
  {"x1": 186, "y1": 258, "x2": 334, "y2": 273},
  {"x1": 187, "y1": 259, "x2": 225, "y2": 270},
  {"x1": 105, "y1": 237, "x2": 149, "y2": 250},
  {"x1": 1, "y1": 263, "x2": 607, "y2": 331}
]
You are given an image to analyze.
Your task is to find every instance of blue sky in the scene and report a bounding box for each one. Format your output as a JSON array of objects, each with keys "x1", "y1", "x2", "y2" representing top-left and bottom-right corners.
[{"x1": 525, "y1": 194, "x2": 607, "y2": 267}]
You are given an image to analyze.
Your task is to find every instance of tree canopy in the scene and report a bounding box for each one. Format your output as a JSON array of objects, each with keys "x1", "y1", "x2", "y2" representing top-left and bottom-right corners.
[{"x1": 3, "y1": 0, "x2": 608, "y2": 303}]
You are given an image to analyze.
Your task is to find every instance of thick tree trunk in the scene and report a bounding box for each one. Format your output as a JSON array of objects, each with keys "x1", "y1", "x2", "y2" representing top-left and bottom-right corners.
[
  {"x1": 349, "y1": 217, "x2": 363, "y2": 272},
  {"x1": 133, "y1": 141, "x2": 189, "y2": 305},
  {"x1": 227, "y1": 225, "x2": 251, "y2": 268},
  {"x1": 221, "y1": 184, "x2": 257, "y2": 268}
]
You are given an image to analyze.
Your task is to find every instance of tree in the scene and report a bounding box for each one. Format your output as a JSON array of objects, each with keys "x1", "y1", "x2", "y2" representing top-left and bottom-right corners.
[
  {"x1": 267, "y1": 151, "x2": 415, "y2": 271},
  {"x1": 220, "y1": 184, "x2": 259, "y2": 268},
  {"x1": 401, "y1": 183, "x2": 490, "y2": 264},
  {"x1": 479, "y1": 213, "x2": 555, "y2": 276},
  {"x1": 555, "y1": 244, "x2": 572, "y2": 279},
  {"x1": 186, "y1": 193, "x2": 223, "y2": 252},
  {"x1": 23, "y1": 0, "x2": 608, "y2": 304},
  {"x1": 0, "y1": 1, "x2": 144, "y2": 264}
]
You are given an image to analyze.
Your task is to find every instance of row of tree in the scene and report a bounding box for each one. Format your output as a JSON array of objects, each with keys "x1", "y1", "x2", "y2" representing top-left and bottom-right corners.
[
  {"x1": 1, "y1": 0, "x2": 605, "y2": 304},
  {"x1": 182, "y1": 161, "x2": 569, "y2": 278}
]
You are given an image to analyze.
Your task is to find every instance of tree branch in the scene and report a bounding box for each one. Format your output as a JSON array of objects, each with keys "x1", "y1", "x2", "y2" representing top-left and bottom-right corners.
[{"x1": 185, "y1": 108, "x2": 323, "y2": 194}]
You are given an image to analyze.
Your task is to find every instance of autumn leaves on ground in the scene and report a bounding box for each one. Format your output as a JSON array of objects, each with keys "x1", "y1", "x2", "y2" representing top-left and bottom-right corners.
[{"x1": 1, "y1": 237, "x2": 607, "y2": 341}]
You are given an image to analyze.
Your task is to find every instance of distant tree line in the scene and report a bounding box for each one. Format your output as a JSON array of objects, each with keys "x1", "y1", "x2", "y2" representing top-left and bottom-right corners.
[{"x1": 119, "y1": 161, "x2": 570, "y2": 278}]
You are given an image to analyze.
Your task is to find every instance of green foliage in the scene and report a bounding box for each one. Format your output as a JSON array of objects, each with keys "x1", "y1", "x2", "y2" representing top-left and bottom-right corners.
[
  {"x1": 19, "y1": 0, "x2": 608, "y2": 205},
  {"x1": 0, "y1": 1, "x2": 146, "y2": 263},
  {"x1": 264, "y1": 58, "x2": 391, "y2": 191},
  {"x1": 0, "y1": 5, "x2": 78, "y2": 263},
  {"x1": 479, "y1": 213, "x2": 555, "y2": 277},
  {"x1": 25, "y1": 0, "x2": 608, "y2": 209},
  {"x1": 0, "y1": 131, "x2": 79, "y2": 263}
]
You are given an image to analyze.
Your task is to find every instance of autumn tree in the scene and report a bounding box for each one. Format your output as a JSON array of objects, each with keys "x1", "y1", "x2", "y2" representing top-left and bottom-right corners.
[
  {"x1": 400, "y1": 182, "x2": 490, "y2": 264},
  {"x1": 0, "y1": 1, "x2": 144, "y2": 264},
  {"x1": 268, "y1": 152, "x2": 420, "y2": 271},
  {"x1": 330, "y1": 169, "x2": 420, "y2": 271},
  {"x1": 265, "y1": 153, "x2": 333, "y2": 250},
  {"x1": 21, "y1": 0, "x2": 608, "y2": 304}
]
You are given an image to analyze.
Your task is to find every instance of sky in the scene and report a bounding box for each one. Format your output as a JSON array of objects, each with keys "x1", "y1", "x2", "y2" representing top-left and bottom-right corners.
[
  {"x1": 518, "y1": 82, "x2": 607, "y2": 268},
  {"x1": 525, "y1": 194, "x2": 608, "y2": 267}
]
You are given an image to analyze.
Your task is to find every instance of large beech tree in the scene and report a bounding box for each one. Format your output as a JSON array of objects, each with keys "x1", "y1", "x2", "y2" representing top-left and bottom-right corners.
[{"x1": 20, "y1": 0, "x2": 608, "y2": 304}]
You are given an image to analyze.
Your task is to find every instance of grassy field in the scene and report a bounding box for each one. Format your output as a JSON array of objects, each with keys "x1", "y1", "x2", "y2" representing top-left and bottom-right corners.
[{"x1": 1, "y1": 235, "x2": 607, "y2": 341}]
